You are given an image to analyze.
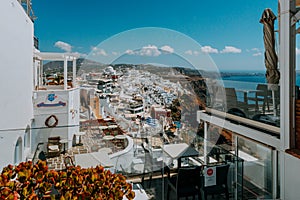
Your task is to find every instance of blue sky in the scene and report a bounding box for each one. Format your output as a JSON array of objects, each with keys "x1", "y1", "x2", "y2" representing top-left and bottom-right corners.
[{"x1": 32, "y1": 0, "x2": 280, "y2": 71}]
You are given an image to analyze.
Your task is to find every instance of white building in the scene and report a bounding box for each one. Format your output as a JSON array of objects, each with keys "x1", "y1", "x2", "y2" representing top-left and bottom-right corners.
[
  {"x1": 0, "y1": 0, "x2": 35, "y2": 169},
  {"x1": 0, "y1": 0, "x2": 79, "y2": 169},
  {"x1": 32, "y1": 52, "x2": 80, "y2": 152}
]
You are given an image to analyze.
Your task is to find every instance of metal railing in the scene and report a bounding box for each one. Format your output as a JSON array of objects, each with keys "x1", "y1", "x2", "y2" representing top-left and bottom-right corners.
[{"x1": 17, "y1": 0, "x2": 36, "y2": 21}]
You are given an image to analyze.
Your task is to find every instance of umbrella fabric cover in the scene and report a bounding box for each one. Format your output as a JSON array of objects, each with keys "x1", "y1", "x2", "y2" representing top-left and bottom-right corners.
[{"x1": 260, "y1": 8, "x2": 280, "y2": 90}]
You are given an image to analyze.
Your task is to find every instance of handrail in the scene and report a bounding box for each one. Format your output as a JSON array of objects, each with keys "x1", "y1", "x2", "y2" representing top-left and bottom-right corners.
[{"x1": 206, "y1": 108, "x2": 280, "y2": 135}]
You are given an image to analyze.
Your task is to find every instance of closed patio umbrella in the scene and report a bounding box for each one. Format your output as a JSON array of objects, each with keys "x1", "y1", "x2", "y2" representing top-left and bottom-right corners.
[{"x1": 260, "y1": 8, "x2": 280, "y2": 115}]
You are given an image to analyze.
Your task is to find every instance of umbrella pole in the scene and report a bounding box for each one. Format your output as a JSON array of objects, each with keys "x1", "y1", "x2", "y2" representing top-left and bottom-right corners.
[{"x1": 272, "y1": 90, "x2": 276, "y2": 116}]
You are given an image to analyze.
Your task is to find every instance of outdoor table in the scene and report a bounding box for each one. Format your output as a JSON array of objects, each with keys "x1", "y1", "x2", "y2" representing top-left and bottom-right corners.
[
  {"x1": 163, "y1": 143, "x2": 189, "y2": 159},
  {"x1": 99, "y1": 126, "x2": 108, "y2": 130},
  {"x1": 103, "y1": 135, "x2": 115, "y2": 147},
  {"x1": 236, "y1": 89, "x2": 263, "y2": 103},
  {"x1": 163, "y1": 143, "x2": 199, "y2": 168},
  {"x1": 114, "y1": 135, "x2": 126, "y2": 148},
  {"x1": 98, "y1": 147, "x2": 112, "y2": 154},
  {"x1": 115, "y1": 135, "x2": 126, "y2": 140},
  {"x1": 103, "y1": 135, "x2": 114, "y2": 140},
  {"x1": 108, "y1": 125, "x2": 118, "y2": 129}
]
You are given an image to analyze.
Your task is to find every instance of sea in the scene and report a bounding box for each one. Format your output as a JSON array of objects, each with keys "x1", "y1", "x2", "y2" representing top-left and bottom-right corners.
[{"x1": 221, "y1": 73, "x2": 300, "y2": 88}]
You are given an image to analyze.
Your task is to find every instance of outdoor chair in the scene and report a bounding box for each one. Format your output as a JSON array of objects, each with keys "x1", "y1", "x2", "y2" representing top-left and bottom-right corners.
[
  {"x1": 247, "y1": 84, "x2": 272, "y2": 114},
  {"x1": 47, "y1": 136, "x2": 62, "y2": 158},
  {"x1": 167, "y1": 166, "x2": 202, "y2": 200},
  {"x1": 200, "y1": 164, "x2": 230, "y2": 200},
  {"x1": 225, "y1": 88, "x2": 249, "y2": 117}
]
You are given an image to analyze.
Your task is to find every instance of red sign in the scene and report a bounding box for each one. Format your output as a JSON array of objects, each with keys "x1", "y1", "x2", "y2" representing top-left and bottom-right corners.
[
  {"x1": 205, "y1": 167, "x2": 216, "y2": 186},
  {"x1": 207, "y1": 168, "x2": 214, "y2": 176}
]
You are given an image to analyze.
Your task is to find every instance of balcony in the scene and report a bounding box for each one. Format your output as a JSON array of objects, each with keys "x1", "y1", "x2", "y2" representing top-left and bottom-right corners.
[
  {"x1": 205, "y1": 80, "x2": 280, "y2": 134},
  {"x1": 28, "y1": 117, "x2": 259, "y2": 199},
  {"x1": 196, "y1": 79, "x2": 285, "y2": 199}
]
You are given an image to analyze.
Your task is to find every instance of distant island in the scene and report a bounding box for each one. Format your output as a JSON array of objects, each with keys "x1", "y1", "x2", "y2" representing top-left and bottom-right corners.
[{"x1": 220, "y1": 71, "x2": 265, "y2": 78}]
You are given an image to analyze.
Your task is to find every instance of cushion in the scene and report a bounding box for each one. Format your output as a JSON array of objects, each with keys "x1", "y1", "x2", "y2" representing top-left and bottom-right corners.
[{"x1": 48, "y1": 145, "x2": 59, "y2": 151}]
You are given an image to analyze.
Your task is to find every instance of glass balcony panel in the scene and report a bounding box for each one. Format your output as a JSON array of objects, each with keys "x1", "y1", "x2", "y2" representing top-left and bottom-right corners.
[
  {"x1": 236, "y1": 137, "x2": 274, "y2": 198},
  {"x1": 206, "y1": 80, "x2": 280, "y2": 128}
]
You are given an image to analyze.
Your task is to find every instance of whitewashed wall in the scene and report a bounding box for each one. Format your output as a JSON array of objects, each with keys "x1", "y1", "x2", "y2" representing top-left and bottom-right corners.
[
  {"x1": 67, "y1": 88, "x2": 80, "y2": 148},
  {"x1": 284, "y1": 153, "x2": 300, "y2": 200},
  {"x1": 0, "y1": 0, "x2": 34, "y2": 169},
  {"x1": 0, "y1": 0, "x2": 34, "y2": 130},
  {"x1": 32, "y1": 89, "x2": 80, "y2": 149}
]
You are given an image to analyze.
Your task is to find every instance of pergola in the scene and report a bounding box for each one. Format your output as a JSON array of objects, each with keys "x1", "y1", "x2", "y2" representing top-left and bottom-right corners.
[{"x1": 34, "y1": 52, "x2": 79, "y2": 90}]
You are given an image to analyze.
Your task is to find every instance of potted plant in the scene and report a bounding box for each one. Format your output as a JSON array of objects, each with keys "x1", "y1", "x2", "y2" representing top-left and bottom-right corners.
[{"x1": 0, "y1": 160, "x2": 135, "y2": 200}]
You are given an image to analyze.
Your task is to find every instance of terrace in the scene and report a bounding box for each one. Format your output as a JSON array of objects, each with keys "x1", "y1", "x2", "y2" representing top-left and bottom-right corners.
[
  {"x1": 29, "y1": 61, "x2": 288, "y2": 199},
  {"x1": 29, "y1": 114, "x2": 279, "y2": 199},
  {"x1": 29, "y1": 50, "x2": 284, "y2": 199},
  {"x1": 206, "y1": 80, "x2": 281, "y2": 128},
  {"x1": 5, "y1": 0, "x2": 300, "y2": 199}
]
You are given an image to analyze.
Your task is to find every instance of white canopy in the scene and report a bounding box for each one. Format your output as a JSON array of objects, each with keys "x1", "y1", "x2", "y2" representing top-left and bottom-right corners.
[{"x1": 34, "y1": 52, "x2": 79, "y2": 61}]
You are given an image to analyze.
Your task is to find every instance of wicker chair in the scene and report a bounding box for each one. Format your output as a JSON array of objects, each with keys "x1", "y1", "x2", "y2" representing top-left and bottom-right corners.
[{"x1": 47, "y1": 136, "x2": 62, "y2": 158}]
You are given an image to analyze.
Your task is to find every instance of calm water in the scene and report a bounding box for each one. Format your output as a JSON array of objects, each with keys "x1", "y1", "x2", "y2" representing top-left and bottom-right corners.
[
  {"x1": 222, "y1": 75, "x2": 266, "y2": 90},
  {"x1": 222, "y1": 74, "x2": 300, "y2": 88},
  {"x1": 223, "y1": 75, "x2": 266, "y2": 83}
]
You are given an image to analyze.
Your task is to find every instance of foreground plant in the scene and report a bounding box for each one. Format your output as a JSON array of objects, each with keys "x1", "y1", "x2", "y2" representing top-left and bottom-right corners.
[{"x1": 0, "y1": 160, "x2": 135, "y2": 200}]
